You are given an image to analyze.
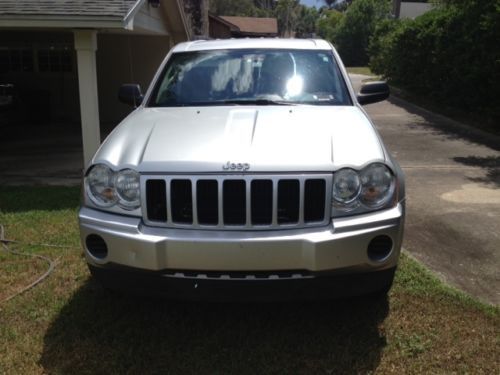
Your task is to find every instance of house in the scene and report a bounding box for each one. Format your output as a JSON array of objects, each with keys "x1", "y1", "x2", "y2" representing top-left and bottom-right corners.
[
  {"x1": 0, "y1": 0, "x2": 192, "y2": 166},
  {"x1": 393, "y1": 0, "x2": 433, "y2": 19},
  {"x1": 209, "y1": 15, "x2": 278, "y2": 39}
]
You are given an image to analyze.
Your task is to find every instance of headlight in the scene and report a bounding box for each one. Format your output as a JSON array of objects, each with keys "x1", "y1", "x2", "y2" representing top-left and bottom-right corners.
[
  {"x1": 359, "y1": 163, "x2": 395, "y2": 208},
  {"x1": 332, "y1": 163, "x2": 396, "y2": 216},
  {"x1": 85, "y1": 164, "x2": 141, "y2": 210},
  {"x1": 332, "y1": 168, "x2": 361, "y2": 208},
  {"x1": 85, "y1": 164, "x2": 117, "y2": 207},
  {"x1": 115, "y1": 169, "x2": 141, "y2": 210}
]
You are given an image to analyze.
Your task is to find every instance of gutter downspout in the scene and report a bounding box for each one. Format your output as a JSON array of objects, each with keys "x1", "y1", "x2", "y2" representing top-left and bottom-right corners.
[{"x1": 175, "y1": 0, "x2": 192, "y2": 40}]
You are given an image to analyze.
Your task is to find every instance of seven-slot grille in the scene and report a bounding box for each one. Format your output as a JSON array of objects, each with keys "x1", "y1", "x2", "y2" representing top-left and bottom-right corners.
[{"x1": 142, "y1": 175, "x2": 331, "y2": 230}]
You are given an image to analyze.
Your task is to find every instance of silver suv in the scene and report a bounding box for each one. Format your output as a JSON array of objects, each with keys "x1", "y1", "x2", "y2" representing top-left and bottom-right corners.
[{"x1": 79, "y1": 39, "x2": 405, "y2": 300}]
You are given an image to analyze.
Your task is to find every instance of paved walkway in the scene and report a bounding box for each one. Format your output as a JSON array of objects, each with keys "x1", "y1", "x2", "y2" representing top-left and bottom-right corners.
[
  {"x1": 0, "y1": 125, "x2": 83, "y2": 186},
  {"x1": 351, "y1": 74, "x2": 500, "y2": 305}
]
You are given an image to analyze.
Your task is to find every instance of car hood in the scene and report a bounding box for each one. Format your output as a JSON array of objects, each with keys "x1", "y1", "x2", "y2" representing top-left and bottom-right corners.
[{"x1": 92, "y1": 106, "x2": 385, "y2": 173}]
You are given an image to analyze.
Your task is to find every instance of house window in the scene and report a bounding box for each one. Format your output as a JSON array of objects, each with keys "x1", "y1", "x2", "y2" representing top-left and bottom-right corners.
[
  {"x1": 37, "y1": 46, "x2": 72, "y2": 73},
  {"x1": 0, "y1": 48, "x2": 34, "y2": 73}
]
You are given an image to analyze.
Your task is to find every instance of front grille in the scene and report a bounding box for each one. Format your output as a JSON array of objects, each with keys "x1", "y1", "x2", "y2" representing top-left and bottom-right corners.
[
  {"x1": 251, "y1": 180, "x2": 272, "y2": 225},
  {"x1": 142, "y1": 174, "x2": 331, "y2": 230},
  {"x1": 223, "y1": 180, "x2": 246, "y2": 225},
  {"x1": 278, "y1": 180, "x2": 300, "y2": 224},
  {"x1": 171, "y1": 179, "x2": 193, "y2": 223},
  {"x1": 197, "y1": 180, "x2": 218, "y2": 225},
  {"x1": 304, "y1": 179, "x2": 326, "y2": 222},
  {"x1": 145, "y1": 179, "x2": 167, "y2": 222}
]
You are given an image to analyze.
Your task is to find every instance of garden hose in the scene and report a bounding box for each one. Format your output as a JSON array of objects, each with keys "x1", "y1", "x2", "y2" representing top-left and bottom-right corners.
[{"x1": 0, "y1": 224, "x2": 59, "y2": 305}]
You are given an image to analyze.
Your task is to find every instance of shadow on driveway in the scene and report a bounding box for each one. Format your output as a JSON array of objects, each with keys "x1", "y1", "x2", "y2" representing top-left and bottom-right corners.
[
  {"x1": 40, "y1": 279, "x2": 389, "y2": 373},
  {"x1": 453, "y1": 156, "x2": 500, "y2": 187},
  {"x1": 387, "y1": 96, "x2": 500, "y2": 152}
]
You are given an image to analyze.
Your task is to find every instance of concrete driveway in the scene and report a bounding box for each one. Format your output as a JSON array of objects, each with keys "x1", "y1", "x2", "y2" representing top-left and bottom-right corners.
[
  {"x1": 351, "y1": 74, "x2": 500, "y2": 305},
  {"x1": 0, "y1": 124, "x2": 84, "y2": 186}
]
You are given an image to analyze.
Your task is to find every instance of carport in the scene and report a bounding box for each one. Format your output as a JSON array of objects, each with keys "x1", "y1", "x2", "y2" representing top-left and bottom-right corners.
[{"x1": 0, "y1": 0, "x2": 190, "y2": 176}]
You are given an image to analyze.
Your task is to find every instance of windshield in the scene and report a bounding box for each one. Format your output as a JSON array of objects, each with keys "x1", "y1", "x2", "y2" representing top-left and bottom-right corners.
[{"x1": 148, "y1": 49, "x2": 352, "y2": 107}]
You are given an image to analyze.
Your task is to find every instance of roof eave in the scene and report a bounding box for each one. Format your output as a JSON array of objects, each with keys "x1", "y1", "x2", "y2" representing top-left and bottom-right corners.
[
  {"x1": 209, "y1": 14, "x2": 240, "y2": 32},
  {"x1": 0, "y1": 0, "x2": 190, "y2": 39},
  {"x1": 234, "y1": 31, "x2": 278, "y2": 36},
  {"x1": 0, "y1": 15, "x2": 124, "y2": 29},
  {"x1": 123, "y1": 0, "x2": 146, "y2": 30},
  {"x1": 125, "y1": 0, "x2": 190, "y2": 39}
]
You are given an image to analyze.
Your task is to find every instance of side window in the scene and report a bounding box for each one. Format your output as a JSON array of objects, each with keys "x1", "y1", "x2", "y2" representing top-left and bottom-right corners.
[
  {"x1": 38, "y1": 46, "x2": 72, "y2": 73},
  {"x1": 0, "y1": 48, "x2": 34, "y2": 73},
  {"x1": 315, "y1": 53, "x2": 346, "y2": 103}
]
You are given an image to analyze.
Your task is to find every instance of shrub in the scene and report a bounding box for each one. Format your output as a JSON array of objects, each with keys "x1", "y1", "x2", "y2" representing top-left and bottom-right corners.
[
  {"x1": 334, "y1": 0, "x2": 392, "y2": 66},
  {"x1": 369, "y1": 0, "x2": 500, "y2": 122},
  {"x1": 316, "y1": 9, "x2": 344, "y2": 42}
]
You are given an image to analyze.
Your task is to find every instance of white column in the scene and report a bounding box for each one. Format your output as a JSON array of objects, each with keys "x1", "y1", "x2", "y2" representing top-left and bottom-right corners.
[{"x1": 74, "y1": 29, "x2": 100, "y2": 168}]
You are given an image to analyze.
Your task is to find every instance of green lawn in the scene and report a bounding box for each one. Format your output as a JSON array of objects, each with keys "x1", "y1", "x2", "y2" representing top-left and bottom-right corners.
[
  {"x1": 0, "y1": 187, "x2": 498, "y2": 373},
  {"x1": 346, "y1": 67, "x2": 375, "y2": 76}
]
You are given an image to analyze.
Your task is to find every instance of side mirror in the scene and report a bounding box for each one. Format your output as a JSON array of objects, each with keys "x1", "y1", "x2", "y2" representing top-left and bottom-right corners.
[
  {"x1": 357, "y1": 81, "x2": 390, "y2": 105},
  {"x1": 118, "y1": 84, "x2": 144, "y2": 107}
]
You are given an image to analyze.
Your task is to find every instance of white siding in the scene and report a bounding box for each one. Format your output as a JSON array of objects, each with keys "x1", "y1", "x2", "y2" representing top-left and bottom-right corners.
[
  {"x1": 400, "y1": 2, "x2": 433, "y2": 19},
  {"x1": 133, "y1": 4, "x2": 170, "y2": 35}
]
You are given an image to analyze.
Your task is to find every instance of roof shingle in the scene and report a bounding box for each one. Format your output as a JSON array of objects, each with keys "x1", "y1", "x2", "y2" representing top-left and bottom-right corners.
[
  {"x1": 0, "y1": 0, "x2": 138, "y2": 18},
  {"x1": 219, "y1": 16, "x2": 278, "y2": 35}
]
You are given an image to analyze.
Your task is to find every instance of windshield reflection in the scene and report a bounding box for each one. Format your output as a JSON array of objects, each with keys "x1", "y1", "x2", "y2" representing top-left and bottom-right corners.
[{"x1": 149, "y1": 49, "x2": 350, "y2": 107}]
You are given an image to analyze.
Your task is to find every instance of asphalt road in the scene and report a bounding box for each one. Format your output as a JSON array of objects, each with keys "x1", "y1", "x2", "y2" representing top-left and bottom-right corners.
[{"x1": 351, "y1": 74, "x2": 500, "y2": 305}]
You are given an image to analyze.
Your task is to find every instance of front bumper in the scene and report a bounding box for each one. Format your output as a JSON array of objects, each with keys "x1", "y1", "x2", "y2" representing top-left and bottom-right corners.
[
  {"x1": 88, "y1": 263, "x2": 397, "y2": 300},
  {"x1": 79, "y1": 203, "x2": 404, "y2": 275}
]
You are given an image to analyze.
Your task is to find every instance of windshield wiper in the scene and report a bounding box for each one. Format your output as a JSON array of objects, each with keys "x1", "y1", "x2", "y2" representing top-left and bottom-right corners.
[{"x1": 218, "y1": 99, "x2": 297, "y2": 106}]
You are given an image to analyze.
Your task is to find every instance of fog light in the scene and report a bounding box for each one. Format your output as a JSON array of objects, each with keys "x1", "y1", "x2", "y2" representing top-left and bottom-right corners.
[
  {"x1": 367, "y1": 235, "x2": 393, "y2": 262},
  {"x1": 86, "y1": 234, "x2": 108, "y2": 259}
]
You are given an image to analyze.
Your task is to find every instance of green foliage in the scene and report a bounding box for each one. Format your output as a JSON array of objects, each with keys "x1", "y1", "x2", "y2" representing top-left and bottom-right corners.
[
  {"x1": 274, "y1": 0, "x2": 302, "y2": 36},
  {"x1": 317, "y1": 0, "x2": 392, "y2": 66},
  {"x1": 316, "y1": 9, "x2": 343, "y2": 41},
  {"x1": 322, "y1": 0, "x2": 337, "y2": 8},
  {"x1": 369, "y1": 0, "x2": 500, "y2": 122},
  {"x1": 295, "y1": 6, "x2": 320, "y2": 37},
  {"x1": 209, "y1": 0, "x2": 272, "y2": 17},
  {"x1": 335, "y1": 0, "x2": 391, "y2": 66},
  {"x1": 368, "y1": 18, "x2": 406, "y2": 76},
  {"x1": 209, "y1": 0, "x2": 314, "y2": 36}
]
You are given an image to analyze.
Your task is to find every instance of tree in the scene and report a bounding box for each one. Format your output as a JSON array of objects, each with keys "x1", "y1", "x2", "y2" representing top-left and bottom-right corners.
[
  {"x1": 295, "y1": 6, "x2": 320, "y2": 37},
  {"x1": 274, "y1": 0, "x2": 302, "y2": 36},
  {"x1": 322, "y1": 0, "x2": 355, "y2": 10},
  {"x1": 209, "y1": 0, "x2": 322, "y2": 37},
  {"x1": 316, "y1": 9, "x2": 343, "y2": 40},
  {"x1": 209, "y1": 0, "x2": 271, "y2": 17},
  {"x1": 253, "y1": 0, "x2": 274, "y2": 9},
  {"x1": 333, "y1": 0, "x2": 392, "y2": 66},
  {"x1": 323, "y1": 0, "x2": 337, "y2": 8}
]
